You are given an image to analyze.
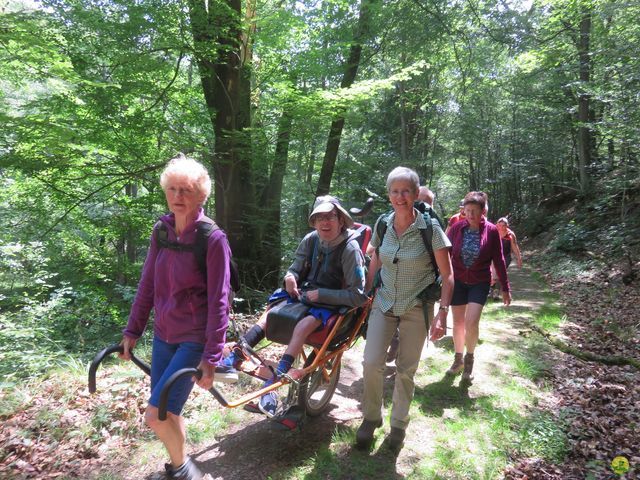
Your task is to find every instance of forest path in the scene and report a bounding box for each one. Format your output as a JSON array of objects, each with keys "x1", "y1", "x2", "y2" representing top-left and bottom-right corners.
[{"x1": 115, "y1": 266, "x2": 549, "y2": 480}]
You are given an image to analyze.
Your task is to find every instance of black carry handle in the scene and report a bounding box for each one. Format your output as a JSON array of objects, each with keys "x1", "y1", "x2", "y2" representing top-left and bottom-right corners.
[
  {"x1": 88, "y1": 344, "x2": 151, "y2": 394},
  {"x1": 349, "y1": 197, "x2": 374, "y2": 218},
  {"x1": 157, "y1": 368, "x2": 228, "y2": 420}
]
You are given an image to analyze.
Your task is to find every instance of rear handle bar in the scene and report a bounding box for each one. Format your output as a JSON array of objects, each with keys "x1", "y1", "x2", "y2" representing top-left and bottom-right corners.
[
  {"x1": 87, "y1": 344, "x2": 229, "y2": 420},
  {"x1": 349, "y1": 197, "x2": 374, "y2": 217},
  {"x1": 88, "y1": 344, "x2": 151, "y2": 394}
]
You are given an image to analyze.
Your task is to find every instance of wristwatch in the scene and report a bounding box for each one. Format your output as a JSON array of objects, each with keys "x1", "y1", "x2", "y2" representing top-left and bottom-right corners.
[{"x1": 438, "y1": 305, "x2": 449, "y2": 313}]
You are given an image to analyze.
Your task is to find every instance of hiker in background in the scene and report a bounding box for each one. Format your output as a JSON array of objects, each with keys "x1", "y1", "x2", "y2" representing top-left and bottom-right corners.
[
  {"x1": 357, "y1": 167, "x2": 453, "y2": 452},
  {"x1": 221, "y1": 195, "x2": 367, "y2": 424},
  {"x1": 119, "y1": 153, "x2": 231, "y2": 480},
  {"x1": 445, "y1": 192, "x2": 511, "y2": 383},
  {"x1": 496, "y1": 217, "x2": 522, "y2": 270},
  {"x1": 445, "y1": 200, "x2": 466, "y2": 235},
  {"x1": 490, "y1": 217, "x2": 523, "y2": 298},
  {"x1": 418, "y1": 186, "x2": 434, "y2": 205}
]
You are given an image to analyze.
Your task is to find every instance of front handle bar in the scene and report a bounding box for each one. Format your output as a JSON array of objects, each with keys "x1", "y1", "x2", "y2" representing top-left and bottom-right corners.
[{"x1": 88, "y1": 344, "x2": 151, "y2": 394}]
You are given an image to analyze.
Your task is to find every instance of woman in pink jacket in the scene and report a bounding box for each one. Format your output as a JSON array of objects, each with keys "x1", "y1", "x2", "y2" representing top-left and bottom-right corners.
[
  {"x1": 120, "y1": 154, "x2": 231, "y2": 480},
  {"x1": 445, "y1": 191, "x2": 511, "y2": 382}
]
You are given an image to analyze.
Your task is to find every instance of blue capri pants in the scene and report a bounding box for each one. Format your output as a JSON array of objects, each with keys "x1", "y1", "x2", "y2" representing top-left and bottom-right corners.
[{"x1": 149, "y1": 336, "x2": 204, "y2": 416}]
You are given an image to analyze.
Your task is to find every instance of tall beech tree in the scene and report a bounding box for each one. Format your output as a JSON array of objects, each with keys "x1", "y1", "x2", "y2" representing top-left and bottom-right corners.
[{"x1": 187, "y1": 0, "x2": 260, "y2": 282}]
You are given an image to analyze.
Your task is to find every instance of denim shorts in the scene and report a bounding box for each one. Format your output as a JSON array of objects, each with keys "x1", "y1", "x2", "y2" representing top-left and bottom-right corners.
[
  {"x1": 149, "y1": 336, "x2": 204, "y2": 416},
  {"x1": 451, "y1": 280, "x2": 491, "y2": 306}
]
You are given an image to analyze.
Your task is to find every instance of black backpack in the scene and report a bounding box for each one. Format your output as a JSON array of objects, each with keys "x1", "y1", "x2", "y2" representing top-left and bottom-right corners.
[
  {"x1": 154, "y1": 218, "x2": 241, "y2": 293},
  {"x1": 374, "y1": 205, "x2": 442, "y2": 302},
  {"x1": 414, "y1": 201, "x2": 446, "y2": 230}
]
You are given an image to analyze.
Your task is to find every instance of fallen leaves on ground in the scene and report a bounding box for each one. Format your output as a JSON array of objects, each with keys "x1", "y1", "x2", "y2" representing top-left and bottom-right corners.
[
  {"x1": 0, "y1": 370, "x2": 149, "y2": 479},
  {"x1": 505, "y1": 251, "x2": 640, "y2": 479}
]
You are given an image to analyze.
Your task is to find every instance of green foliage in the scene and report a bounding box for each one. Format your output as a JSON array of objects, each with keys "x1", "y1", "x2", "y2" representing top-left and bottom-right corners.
[
  {"x1": 534, "y1": 304, "x2": 565, "y2": 332},
  {"x1": 0, "y1": 240, "x2": 126, "y2": 380},
  {"x1": 550, "y1": 220, "x2": 589, "y2": 253},
  {"x1": 1, "y1": 0, "x2": 639, "y2": 383}
]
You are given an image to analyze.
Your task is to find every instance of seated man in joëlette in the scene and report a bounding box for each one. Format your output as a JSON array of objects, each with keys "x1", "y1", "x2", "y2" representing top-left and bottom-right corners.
[{"x1": 219, "y1": 195, "x2": 368, "y2": 418}]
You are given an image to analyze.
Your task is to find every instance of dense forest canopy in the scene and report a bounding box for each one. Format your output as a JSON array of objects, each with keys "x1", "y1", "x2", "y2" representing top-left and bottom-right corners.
[{"x1": 1, "y1": 0, "x2": 638, "y2": 377}]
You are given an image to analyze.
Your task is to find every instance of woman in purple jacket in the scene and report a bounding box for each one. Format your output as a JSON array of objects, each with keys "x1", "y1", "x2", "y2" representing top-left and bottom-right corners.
[
  {"x1": 446, "y1": 191, "x2": 512, "y2": 382},
  {"x1": 119, "y1": 154, "x2": 231, "y2": 480}
]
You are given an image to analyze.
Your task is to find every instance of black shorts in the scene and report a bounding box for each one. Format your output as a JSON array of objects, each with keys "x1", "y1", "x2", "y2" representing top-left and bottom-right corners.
[{"x1": 451, "y1": 280, "x2": 491, "y2": 306}]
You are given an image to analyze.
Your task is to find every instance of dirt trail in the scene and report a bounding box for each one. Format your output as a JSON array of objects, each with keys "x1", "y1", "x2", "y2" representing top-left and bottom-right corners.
[{"x1": 118, "y1": 266, "x2": 547, "y2": 480}]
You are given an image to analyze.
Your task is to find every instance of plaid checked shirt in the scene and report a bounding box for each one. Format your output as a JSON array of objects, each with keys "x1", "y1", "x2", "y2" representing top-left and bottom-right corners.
[{"x1": 370, "y1": 210, "x2": 451, "y2": 316}]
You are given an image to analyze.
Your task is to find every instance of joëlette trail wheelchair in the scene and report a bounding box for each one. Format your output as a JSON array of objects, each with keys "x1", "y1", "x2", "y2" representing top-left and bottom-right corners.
[{"x1": 89, "y1": 199, "x2": 374, "y2": 422}]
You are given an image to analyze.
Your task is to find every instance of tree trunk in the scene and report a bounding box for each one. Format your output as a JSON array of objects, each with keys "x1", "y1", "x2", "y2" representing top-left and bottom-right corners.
[
  {"x1": 259, "y1": 110, "x2": 293, "y2": 288},
  {"x1": 398, "y1": 82, "x2": 408, "y2": 163},
  {"x1": 188, "y1": 0, "x2": 260, "y2": 285},
  {"x1": 315, "y1": 0, "x2": 376, "y2": 196},
  {"x1": 125, "y1": 183, "x2": 137, "y2": 266},
  {"x1": 576, "y1": 8, "x2": 592, "y2": 192}
]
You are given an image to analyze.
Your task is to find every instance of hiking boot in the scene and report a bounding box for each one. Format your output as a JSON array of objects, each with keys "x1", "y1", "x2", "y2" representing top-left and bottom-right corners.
[
  {"x1": 446, "y1": 353, "x2": 464, "y2": 376},
  {"x1": 387, "y1": 427, "x2": 406, "y2": 452},
  {"x1": 259, "y1": 391, "x2": 278, "y2": 418},
  {"x1": 165, "y1": 457, "x2": 203, "y2": 480},
  {"x1": 461, "y1": 353, "x2": 474, "y2": 382},
  {"x1": 355, "y1": 418, "x2": 382, "y2": 450},
  {"x1": 214, "y1": 364, "x2": 239, "y2": 383}
]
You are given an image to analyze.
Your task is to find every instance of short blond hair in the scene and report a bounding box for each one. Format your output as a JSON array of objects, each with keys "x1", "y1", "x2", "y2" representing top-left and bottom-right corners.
[{"x1": 159, "y1": 153, "x2": 212, "y2": 204}]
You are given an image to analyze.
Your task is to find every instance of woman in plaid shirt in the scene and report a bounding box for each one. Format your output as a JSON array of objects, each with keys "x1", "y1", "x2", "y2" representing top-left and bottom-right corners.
[{"x1": 356, "y1": 167, "x2": 454, "y2": 452}]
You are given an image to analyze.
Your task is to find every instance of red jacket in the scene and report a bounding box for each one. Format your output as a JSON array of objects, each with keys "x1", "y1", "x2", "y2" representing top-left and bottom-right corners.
[{"x1": 447, "y1": 218, "x2": 510, "y2": 292}]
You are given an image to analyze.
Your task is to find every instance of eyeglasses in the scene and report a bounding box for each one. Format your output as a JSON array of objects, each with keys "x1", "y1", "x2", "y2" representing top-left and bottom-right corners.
[
  {"x1": 389, "y1": 188, "x2": 414, "y2": 197},
  {"x1": 167, "y1": 186, "x2": 196, "y2": 197},
  {"x1": 315, "y1": 212, "x2": 339, "y2": 222}
]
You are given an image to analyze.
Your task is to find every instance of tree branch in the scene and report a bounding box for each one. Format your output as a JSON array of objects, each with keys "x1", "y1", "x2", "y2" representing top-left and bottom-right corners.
[
  {"x1": 529, "y1": 324, "x2": 640, "y2": 370},
  {"x1": 142, "y1": 52, "x2": 185, "y2": 113}
]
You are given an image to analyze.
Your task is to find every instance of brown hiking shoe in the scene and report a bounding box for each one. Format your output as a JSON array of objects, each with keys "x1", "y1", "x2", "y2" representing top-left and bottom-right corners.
[
  {"x1": 446, "y1": 353, "x2": 464, "y2": 376},
  {"x1": 387, "y1": 427, "x2": 406, "y2": 452},
  {"x1": 461, "y1": 353, "x2": 474, "y2": 382},
  {"x1": 355, "y1": 418, "x2": 382, "y2": 450}
]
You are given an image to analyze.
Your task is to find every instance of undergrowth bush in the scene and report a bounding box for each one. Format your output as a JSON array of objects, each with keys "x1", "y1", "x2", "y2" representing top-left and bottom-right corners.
[
  {"x1": 0, "y1": 241, "x2": 128, "y2": 381},
  {"x1": 550, "y1": 220, "x2": 589, "y2": 253}
]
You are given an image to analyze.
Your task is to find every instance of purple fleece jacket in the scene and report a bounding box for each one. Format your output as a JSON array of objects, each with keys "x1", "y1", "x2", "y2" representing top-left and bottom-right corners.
[
  {"x1": 123, "y1": 209, "x2": 231, "y2": 365},
  {"x1": 448, "y1": 218, "x2": 510, "y2": 292}
]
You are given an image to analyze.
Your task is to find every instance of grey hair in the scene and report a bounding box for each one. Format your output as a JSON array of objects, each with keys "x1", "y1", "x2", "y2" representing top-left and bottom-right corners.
[
  {"x1": 386, "y1": 166, "x2": 420, "y2": 194},
  {"x1": 159, "y1": 153, "x2": 212, "y2": 204}
]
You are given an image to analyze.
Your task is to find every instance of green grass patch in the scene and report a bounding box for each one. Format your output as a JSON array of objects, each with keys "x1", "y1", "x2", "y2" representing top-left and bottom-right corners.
[
  {"x1": 0, "y1": 383, "x2": 32, "y2": 418},
  {"x1": 508, "y1": 340, "x2": 553, "y2": 382},
  {"x1": 532, "y1": 302, "x2": 564, "y2": 331},
  {"x1": 514, "y1": 411, "x2": 569, "y2": 463},
  {"x1": 481, "y1": 303, "x2": 513, "y2": 321},
  {"x1": 529, "y1": 270, "x2": 546, "y2": 284},
  {"x1": 185, "y1": 406, "x2": 240, "y2": 444}
]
